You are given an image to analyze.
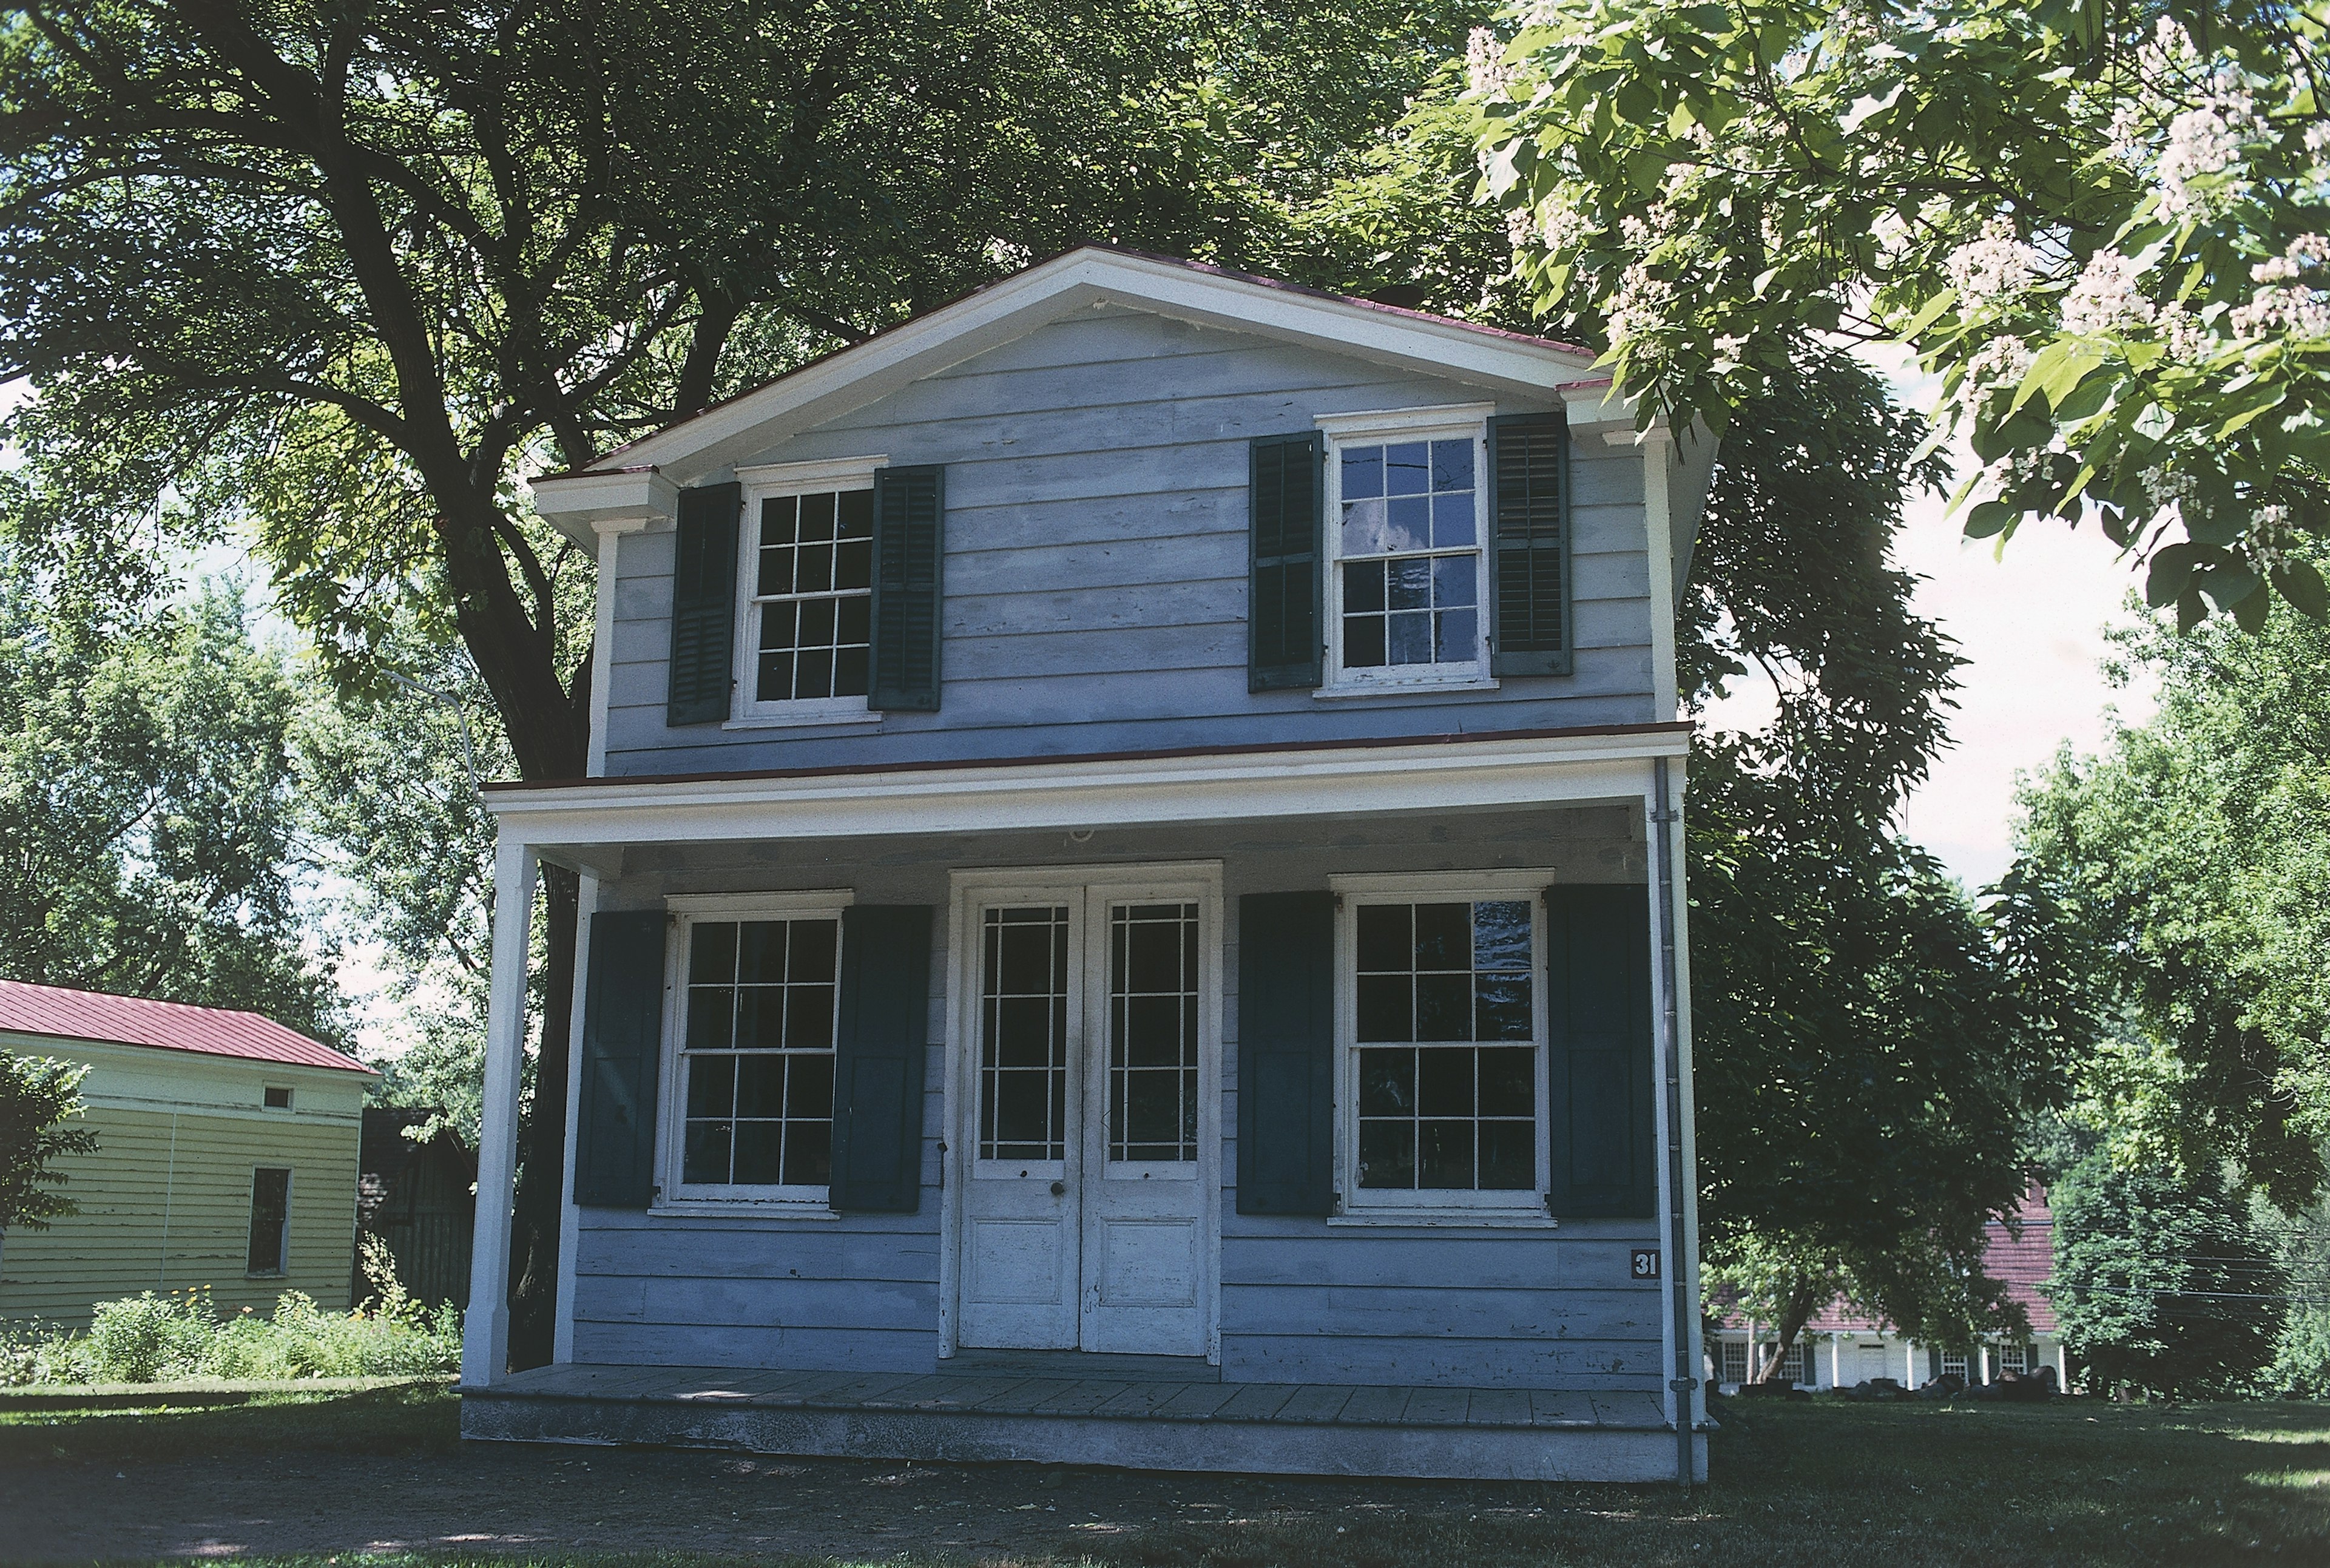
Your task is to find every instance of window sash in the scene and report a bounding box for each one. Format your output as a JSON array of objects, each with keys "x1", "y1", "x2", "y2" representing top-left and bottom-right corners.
[
  {"x1": 666, "y1": 908, "x2": 847, "y2": 1200},
  {"x1": 246, "y1": 1167, "x2": 291, "y2": 1276},
  {"x1": 737, "y1": 487, "x2": 876, "y2": 716},
  {"x1": 1323, "y1": 428, "x2": 1491, "y2": 687},
  {"x1": 1337, "y1": 889, "x2": 1547, "y2": 1212}
]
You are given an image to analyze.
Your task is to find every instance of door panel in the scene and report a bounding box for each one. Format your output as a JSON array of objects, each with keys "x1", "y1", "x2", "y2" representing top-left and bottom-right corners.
[{"x1": 956, "y1": 880, "x2": 1215, "y2": 1358}]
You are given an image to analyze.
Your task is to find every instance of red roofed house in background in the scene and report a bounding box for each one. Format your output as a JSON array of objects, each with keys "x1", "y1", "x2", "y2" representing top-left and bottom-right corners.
[
  {"x1": 1710, "y1": 1179, "x2": 2065, "y2": 1393},
  {"x1": 0, "y1": 979, "x2": 376, "y2": 1327}
]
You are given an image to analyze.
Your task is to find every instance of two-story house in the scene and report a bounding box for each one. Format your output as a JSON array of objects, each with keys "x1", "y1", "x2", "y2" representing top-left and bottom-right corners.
[{"x1": 459, "y1": 248, "x2": 1714, "y2": 1482}]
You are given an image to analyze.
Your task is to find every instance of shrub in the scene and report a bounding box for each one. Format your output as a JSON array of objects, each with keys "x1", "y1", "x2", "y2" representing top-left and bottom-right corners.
[{"x1": 5, "y1": 1278, "x2": 460, "y2": 1387}]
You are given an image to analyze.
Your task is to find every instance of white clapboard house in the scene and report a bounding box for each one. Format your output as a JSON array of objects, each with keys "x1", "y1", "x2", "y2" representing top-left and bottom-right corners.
[{"x1": 460, "y1": 249, "x2": 1716, "y2": 1482}]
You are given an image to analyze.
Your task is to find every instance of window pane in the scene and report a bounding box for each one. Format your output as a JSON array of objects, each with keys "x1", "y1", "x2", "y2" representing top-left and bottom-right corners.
[
  {"x1": 1479, "y1": 1120, "x2": 1534, "y2": 1188},
  {"x1": 1359, "y1": 1047, "x2": 1415, "y2": 1115},
  {"x1": 1356, "y1": 973, "x2": 1413, "y2": 1042},
  {"x1": 1385, "y1": 495, "x2": 1431, "y2": 551},
  {"x1": 691, "y1": 922, "x2": 739, "y2": 985},
  {"x1": 735, "y1": 987, "x2": 786, "y2": 1050},
  {"x1": 1431, "y1": 438, "x2": 1474, "y2": 492},
  {"x1": 1414, "y1": 904, "x2": 1469, "y2": 970},
  {"x1": 684, "y1": 1120, "x2": 732, "y2": 1184},
  {"x1": 1342, "y1": 445, "x2": 1384, "y2": 499},
  {"x1": 735, "y1": 1053, "x2": 785, "y2": 1117},
  {"x1": 686, "y1": 1055, "x2": 737, "y2": 1118},
  {"x1": 1433, "y1": 554, "x2": 1477, "y2": 609},
  {"x1": 1477, "y1": 1047, "x2": 1535, "y2": 1115},
  {"x1": 757, "y1": 649, "x2": 795, "y2": 704},
  {"x1": 1387, "y1": 611, "x2": 1431, "y2": 664},
  {"x1": 1418, "y1": 1120, "x2": 1474, "y2": 1188},
  {"x1": 1345, "y1": 614, "x2": 1386, "y2": 667},
  {"x1": 838, "y1": 488, "x2": 874, "y2": 537},
  {"x1": 1386, "y1": 442, "x2": 1430, "y2": 494},
  {"x1": 1357, "y1": 904, "x2": 1411, "y2": 972},
  {"x1": 1416, "y1": 973, "x2": 1472, "y2": 1041},
  {"x1": 731, "y1": 1121, "x2": 784, "y2": 1184},
  {"x1": 1358, "y1": 1119, "x2": 1415, "y2": 1188},
  {"x1": 1434, "y1": 608, "x2": 1477, "y2": 663},
  {"x1": 1387, "y1": 556, "x2": 1431, "y2": 610},
  {"x1": 1342, "y1": 497, "x2": 1394, "y2": 556},
  {"x1": 1432, "y1": 492, "x2": 1476, "y2": 548},
  {"x1": 834, "y1": 646, "x2": 870, "y2": 698},
  {"x1": 783, "y1": 1120, "x2": 832, "y2": 1185},
  {"x1": 1417, "y1": 1046, "x2": 1474, "y2": 1114},
  {"x1": 686, "y1": 987, "x2": 735, "y2": 1051},
  {"x1": 1344, "y1": 559, "x2": 1386, "y2": 612}
]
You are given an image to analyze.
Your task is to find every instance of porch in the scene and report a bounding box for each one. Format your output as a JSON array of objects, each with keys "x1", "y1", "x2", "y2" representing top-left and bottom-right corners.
[{"x1": 461, "y1": 1360, "x2": 1703, "y2": 1483}]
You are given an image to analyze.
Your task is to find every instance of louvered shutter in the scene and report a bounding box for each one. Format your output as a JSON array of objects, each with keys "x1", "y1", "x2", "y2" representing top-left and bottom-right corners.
[
  {"x1": 1488, "y1": 413, "x2": 1572, "y2": 677},
  {"x1": 870, "y1": 465, "x2": 944, "y2": 711},
  {"x1": 1544, "y1": 883, "x2": 1655, "y2": 1217},
  {"x1": 1249, "y1": 433, "x2": 1323, "y2": 691},
  {"x1": 1235, "y1": 890, "x2": 1336, "y2": 1214},
  {"x1": 828, "y1": 905, "x2": 934, "y2": 1212},
  {"x1": 667, "y1": 481, "x2": 741, "y2": 725},
  {"x1": 573, "y1": 910, "x2": 670, "y2": 1209}
]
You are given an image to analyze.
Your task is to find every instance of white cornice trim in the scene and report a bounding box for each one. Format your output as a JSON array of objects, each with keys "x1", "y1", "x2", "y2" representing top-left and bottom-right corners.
[
  {"x1": 486, "y1": 729, "x2": 1689, "y2": 855},
  {"x1": 532, "y1": 467, "x2": 679, "y2": 544},
  {"x1": 734, "y1": 454, "x2": 888, "y2": 490},
  {"x1": 1314, "y1": 402, "x2": 1498, "y2": 439}
]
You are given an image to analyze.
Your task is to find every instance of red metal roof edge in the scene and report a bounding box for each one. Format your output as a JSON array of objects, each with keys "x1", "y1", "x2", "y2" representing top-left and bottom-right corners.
[
  {"x1": 535, "y1": 246, "x2": 1609, "y2": 482},
  {"x1": 480, "y1": 718, "x2": 1698, "y2": 794},
  {"x1": 0, "y1": 979, "x2": 375, "y2": 1076}
]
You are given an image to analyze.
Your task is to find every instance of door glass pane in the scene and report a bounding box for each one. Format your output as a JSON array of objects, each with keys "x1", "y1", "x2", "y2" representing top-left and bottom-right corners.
[
  {"x1": 1109, "y1": 902, "x2": 1199, "y2": 1161},
  {"x1": 981, "y1": 905, "x2": 1070, "y2": 1159}
]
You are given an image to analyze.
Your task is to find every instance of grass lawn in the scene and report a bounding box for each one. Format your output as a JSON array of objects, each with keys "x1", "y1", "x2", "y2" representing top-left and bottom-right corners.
[{"x1": 6, "y1": 1382, "x2": 2326, "y2": 1564}]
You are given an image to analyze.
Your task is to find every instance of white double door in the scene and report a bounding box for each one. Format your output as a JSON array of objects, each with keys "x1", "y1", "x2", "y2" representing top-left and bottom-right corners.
[{"x1": 953, "y1": 871, "x2": 1218, "y2": 1358}]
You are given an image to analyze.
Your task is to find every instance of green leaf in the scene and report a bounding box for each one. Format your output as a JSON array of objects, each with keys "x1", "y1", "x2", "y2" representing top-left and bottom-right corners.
[
  {"x1": 2012, "y1": 342, "x2": 2104, "y2": 418},
  {"x1": 2272, "y1": 558, "x2": 2329, "y2": 618},
  {"x1": 1964, "y1": 500, "x2": 2016, "y2": 539},
  {"x1": 2146, "y1": 542, "x2": 2201, "y2": 607},
  {"x1": 1897, "y1": 288, "x2": 1960, "y2": 341}
]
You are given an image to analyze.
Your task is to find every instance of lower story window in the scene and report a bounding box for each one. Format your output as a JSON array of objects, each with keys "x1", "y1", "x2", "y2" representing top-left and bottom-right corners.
[
  {"x1": 1940, "y1": 1350, "x2": 1968, "y2": 1380},
  {"x1": 1345, "y1": 893, "x2": 1541, "y2": 1207},
  {"x1": 1997, "y1": 1343, "x2": 2031, "y2": 1376},
  {"x1": 677, "y1": 914, "x2": 840, "y2": 1192},
  {"x1": 246, "y1": 1168, "x2": 291, "y2": 1276}
]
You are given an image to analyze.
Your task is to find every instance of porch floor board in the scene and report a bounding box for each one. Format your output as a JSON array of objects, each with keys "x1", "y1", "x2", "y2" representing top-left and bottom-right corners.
[{"x1": 462, "y1": 1362, "x2": 1697, "y2": 1481}]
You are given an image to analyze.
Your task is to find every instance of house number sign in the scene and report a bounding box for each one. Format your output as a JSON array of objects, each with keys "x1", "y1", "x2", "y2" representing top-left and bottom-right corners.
[{"x1": 1630, "y1": 1248, "x2": 1661, "y2": 1280}]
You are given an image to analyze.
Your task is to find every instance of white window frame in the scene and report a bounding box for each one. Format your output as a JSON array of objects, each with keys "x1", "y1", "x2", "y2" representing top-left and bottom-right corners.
[
  {"x1": 1328, "y1": 868, "x2": 1554, "y2": 1225},
  {"x1": 1315, "y1": 404, "x2": 1498, "y2": 697},
  {"x1": 728, "y1": 455, "x2": 887, "y2": 729},
  {"x1": 655, "y1": 888, "x2": 856, "y2": 1215}
]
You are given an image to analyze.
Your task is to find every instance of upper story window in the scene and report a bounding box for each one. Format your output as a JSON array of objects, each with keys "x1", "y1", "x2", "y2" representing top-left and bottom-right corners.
[
  {"x1": 745, "y1": 488, "x2": 873, "y2": 715},
  {"x1": 1317, "y1": 406, "x2": 1494, "y2": 693}
]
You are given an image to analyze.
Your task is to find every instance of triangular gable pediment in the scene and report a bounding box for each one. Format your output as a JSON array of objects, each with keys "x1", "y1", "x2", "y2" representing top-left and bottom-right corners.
[{"x1": 533, "y1": 248, "x2": 1610, "y2": 542}]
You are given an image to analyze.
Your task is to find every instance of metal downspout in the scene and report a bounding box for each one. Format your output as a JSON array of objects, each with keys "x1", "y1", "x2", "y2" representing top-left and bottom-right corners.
[{"x1": 1653, "y1": 755, "x2": 1697, "y2": 1489}]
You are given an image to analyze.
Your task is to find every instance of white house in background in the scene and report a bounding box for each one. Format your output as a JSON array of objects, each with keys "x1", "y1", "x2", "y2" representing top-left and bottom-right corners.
[
  {"x1": 458, "y1": 248, "x2": 1720, "y2": 1482},
  {"x1": 1712, "y1": 1182, "x2": 2065, "y2": 1393}
]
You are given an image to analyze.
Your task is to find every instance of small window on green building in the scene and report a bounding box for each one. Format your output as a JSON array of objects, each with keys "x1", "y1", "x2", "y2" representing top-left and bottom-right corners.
[
  {"x1": 263, "y1": 1086, "x2": 292, "y2": 1109},
  {"x1": 247, "y1": 1168, "x2": 291, "y2": 1276}
]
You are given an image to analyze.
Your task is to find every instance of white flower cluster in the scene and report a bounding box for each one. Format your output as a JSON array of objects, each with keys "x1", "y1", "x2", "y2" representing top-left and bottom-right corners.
[
  {"x1": 2156, "y1": 76, "x2": 2263, "y2": 220},
  {"x1": 1606, "y1": 260, "x2": 1675, "y2": 348},
  {"x1": 1468, "y1": 28, "x2": 1520, "y2": 99},
  {"x1": 1977, "y1": 447, "x2": 2050, "y2": 504},
  {"x1": 2246, "y1": 501, "x2": 2297, "y2": 573},
  {"x1": 1962, "y1": 334, "x2": 2034, "y2": 393},
  {"x1": 2141, "y1": 464, "x2": 2197, "y2": 512},
  {"x1": 2156, "y1": 301, "x2": 2212, "y2": 364},
  {"x1": 2107, "y1": 102, "x2": 2146, "y2": 164},
  {"x1": 2061, "y1": 249, "x2": 2156, "y2": 336},
  {"x1": 1944, "y1": 217, "x2": 2034, "y2": 309},
  {"x1": 2230, "y1": 235, "x2": 2330, "y2": 340},
  {"x1": 2135, "y1": 16, "x2": 2200, "y2": 82}
]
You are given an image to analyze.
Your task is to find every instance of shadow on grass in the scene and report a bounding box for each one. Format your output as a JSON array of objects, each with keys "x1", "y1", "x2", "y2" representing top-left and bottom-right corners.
[{"x1": 0, "y1": 1380, "x2": 459, "y2": 1465}]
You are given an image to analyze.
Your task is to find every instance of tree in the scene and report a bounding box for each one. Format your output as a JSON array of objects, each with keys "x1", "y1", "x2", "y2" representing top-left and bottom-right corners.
[
  {"x1": 2049, "y1": 1150, "x2": 2285, "y2": 1398},
  {"x1": 1300, "y1": 94, "x2": 2062, "y2": 1374},
  {"x1": 0, "y1": 0, "x2": 1481, "y2": 1368},
  {"x1": 2007, "y1": 598, "x2": 2330, "y2": 1211},
  {"x1": 0, "y1": 558, "x2": 343, "y2": 1040},
  {"x1": 1470, "y1": 0, "x2": 2330, "y2": 626},
  {"x1": 0, "y1": 1053, "x2": 98, "y2": 1231}
]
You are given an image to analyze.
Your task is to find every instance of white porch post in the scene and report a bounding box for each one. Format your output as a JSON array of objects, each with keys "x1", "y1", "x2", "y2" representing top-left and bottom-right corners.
[
  {"x1": 461, "y1": 837, "x2": 538, "y2": 1387},
  {"x1": 552, "y1": 873, "x2": 598, "y2": 1366}
]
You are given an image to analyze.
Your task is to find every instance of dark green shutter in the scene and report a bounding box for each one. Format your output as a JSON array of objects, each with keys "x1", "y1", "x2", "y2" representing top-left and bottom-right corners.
[
  {"x1": 1249, "y1": 433, "x2": 1323, "y2": 691},
  {"x1": 829, "y1": 905, "x2": 934, "y2": 1212},
  {"x1": 870, "y1": 465, "x2": 944, "y2": 711},
  {"x1": 1235, "y1": 890, "x2": 1336, "y2": 1214},
  {"x1": 1544, "y1": 883, "x2": 1655, "y2": 1217},
  {"x1": 573, "y1": 909, "x2": 670, "y2": 1208},
  {"x1": 1488, "y1": 413, "x2": 1572, "y2": 677},
  {"x1": 667, "y1": 481, "x2": 741, "y2": 725}
]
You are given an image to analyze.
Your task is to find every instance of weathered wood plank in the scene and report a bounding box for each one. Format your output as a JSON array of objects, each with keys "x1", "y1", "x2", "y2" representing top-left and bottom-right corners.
[
  {"x1": 1271, "y1": 1385, "x2": 1357, "y2": 1423},
  {"x1": 1465, "y1": 1388, "x2": 1534, "y2": 1427},
  {"x1": 1030, "y1": 1379, "x2": 1139, "y2": 1414},
  {"x1": 1528, "y1": 1390, "x2": 1599, "y2": 1427},
  {"x1": 1399, "y1": 1388, "x2": 1472, "y2": 1425},
  {"x1": 1212, "y1": 1382, "x2": 1298, "y2": 1421},
  {"x1": 1154, "y1": 1384, "x2": 1244, "y2": 1419},
  {"x1": 1336, "y1": 1386, "x2": 1415, "y2": 1424}
]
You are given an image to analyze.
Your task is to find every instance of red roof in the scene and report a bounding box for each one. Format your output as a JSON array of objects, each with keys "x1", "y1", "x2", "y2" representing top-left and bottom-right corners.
[
  {"x1": 1723, "y1": 1180, "x2": 2059, "y2": 1336},
  {"x1": 0, "y1": 979, "x2": 374, "y2": 1076}
]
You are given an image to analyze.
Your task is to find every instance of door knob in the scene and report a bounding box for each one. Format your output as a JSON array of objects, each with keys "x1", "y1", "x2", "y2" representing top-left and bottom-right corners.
[{"x1": 1050, "y1": 1180, "x2": 1067, "y2": 1197}]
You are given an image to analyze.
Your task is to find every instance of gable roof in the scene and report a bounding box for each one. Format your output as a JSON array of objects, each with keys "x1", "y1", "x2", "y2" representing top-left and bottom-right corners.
[
  {"x1": 0, "y1": 979, "x2": 373, "y2": 1076},
  {"x1": 531, "y1": 247, "x2": 1614, "y2": 544}
]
